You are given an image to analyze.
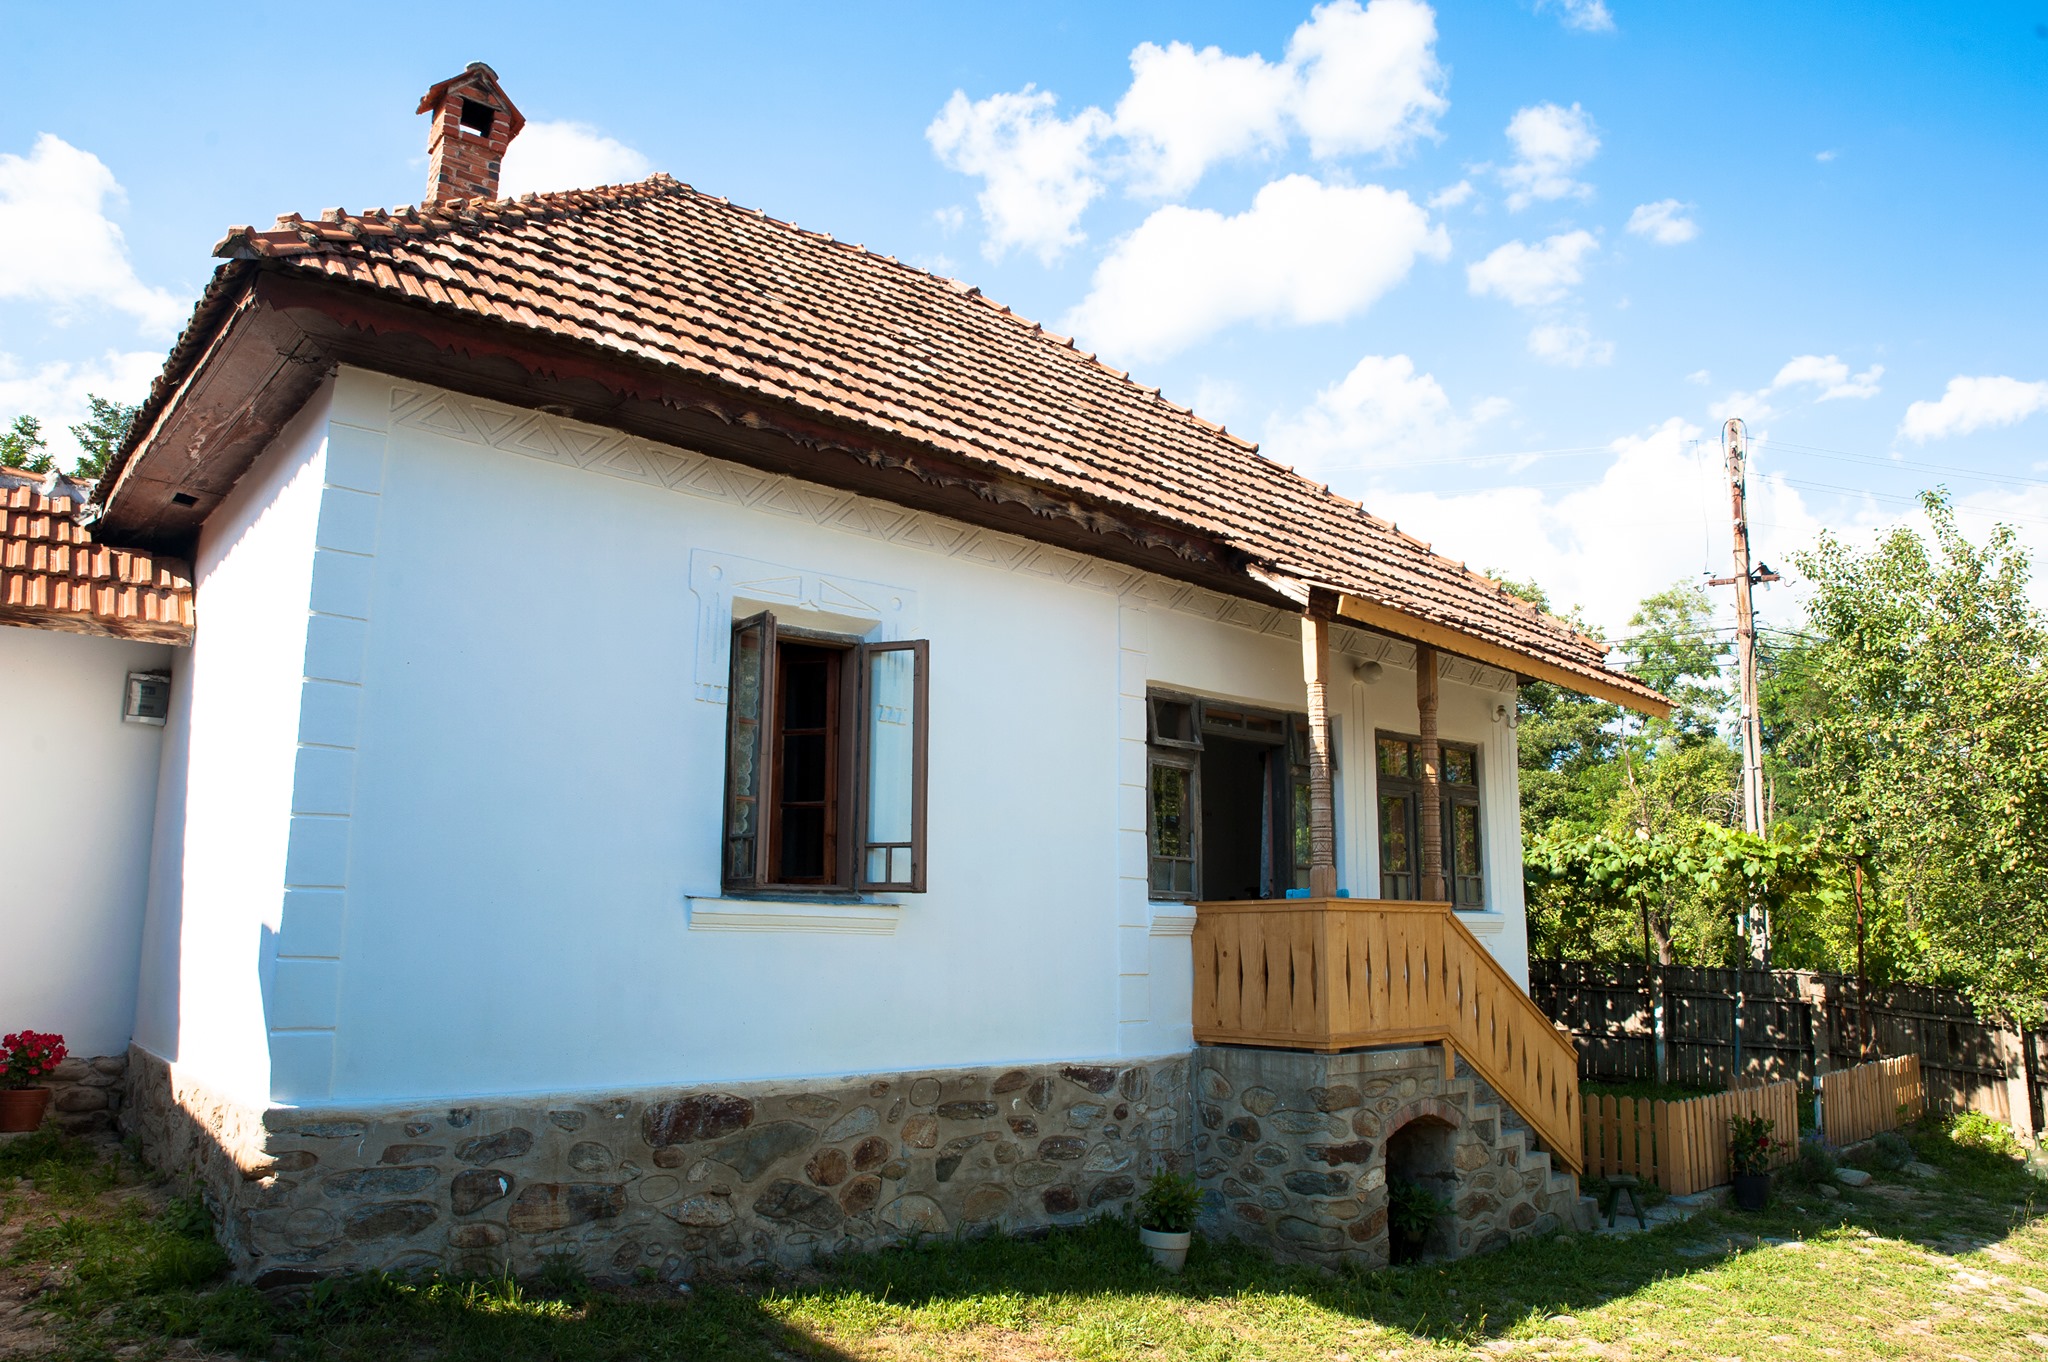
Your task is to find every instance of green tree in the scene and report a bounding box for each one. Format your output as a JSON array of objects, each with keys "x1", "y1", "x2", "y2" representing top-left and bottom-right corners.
[
  {"x1": 1619, "y1": 583, "x2": 1731, "y2": 741},
  {"x1": 68, "y1": 394, "x2": 139, "y2": 480},
  {"x1": 1492, "y1": 575, "x2": 1625, "y2": 838},
  {"x1": 0, "y1": 414, "x2": 54, "y2": 474},
  {"x1": 1784, "y1": 490, "x2": 2048, "y2": 1020}
]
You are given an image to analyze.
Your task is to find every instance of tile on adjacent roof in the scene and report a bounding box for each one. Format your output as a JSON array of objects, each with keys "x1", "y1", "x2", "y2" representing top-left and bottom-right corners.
[
  {"x1": 1, "y1": 470, "x2": 193, "y2": 644},
  {"x1": 198, "y1": 175, "x2": 1655, "y2": 707}
]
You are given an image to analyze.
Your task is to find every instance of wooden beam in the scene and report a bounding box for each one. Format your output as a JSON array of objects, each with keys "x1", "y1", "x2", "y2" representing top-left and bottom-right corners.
[
  {"x1": 1415, "y1": 642, "x2": 1446, "y2": 903},
  {"x1": 1300, "y1": 590, "x2": 1337, "y2": 898},
  {"x1": 1334, "y1": 592, "x2": 1671, "y2": 718}
]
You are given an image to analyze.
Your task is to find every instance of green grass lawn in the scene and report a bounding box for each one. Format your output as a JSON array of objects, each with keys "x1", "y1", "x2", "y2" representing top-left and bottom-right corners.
[{"x1": 4, "y1": 1118, "x2": 2044, "y2": 1361}]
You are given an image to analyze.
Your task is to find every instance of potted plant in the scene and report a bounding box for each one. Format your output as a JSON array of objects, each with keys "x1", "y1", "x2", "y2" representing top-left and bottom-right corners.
[
  {"x1": 1388, "y1": 1176, "x2": 1452, "y2": 1264},
  {"x1": 1728, "y1": 1111, "x2": 1780, "y2": 1211},
  {"x1": 1135, "y1": 1167, "x2": 1201, "y2": 1273},
  {"x1": 0, "y1": 1030, "x2": 67, "y2": 1133}
]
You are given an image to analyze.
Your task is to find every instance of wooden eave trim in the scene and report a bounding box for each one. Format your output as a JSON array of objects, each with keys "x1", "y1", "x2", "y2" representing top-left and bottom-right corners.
[
  {"x1": 0, "y1": 608, "x2": 192, "y2": 646},
  {"x1": 1334, "y1": 591, "x2": 1671, "y2": 718},
  {"x1": 230, "y1": 269, "x2": 1294, "y2": 610}
]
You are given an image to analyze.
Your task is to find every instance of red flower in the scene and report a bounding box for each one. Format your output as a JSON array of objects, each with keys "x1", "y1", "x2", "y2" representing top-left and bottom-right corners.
[{"x1": 0, "y1": 1030, "x2": 68, "y2": 1089}]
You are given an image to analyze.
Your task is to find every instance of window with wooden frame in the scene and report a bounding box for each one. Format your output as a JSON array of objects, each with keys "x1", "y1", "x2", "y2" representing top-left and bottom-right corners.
[
  {"x1": 1146, "y1": 691, "x2": 1326, "y2": 902},
  {"x1": 723, "y1": 611, "x2": 929, "y2": 894},
  {"x1": 1374, "y1": 733, "x2": 1484, "y2": 908}
]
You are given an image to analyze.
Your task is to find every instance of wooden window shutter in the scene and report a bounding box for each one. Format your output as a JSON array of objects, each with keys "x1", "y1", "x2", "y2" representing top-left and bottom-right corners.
[
  {"x1": 855, "y1": 639, "x2": 929, "y2": 893},
  {"x1": 722, "y1": 611, "x2": 777, "y2": 890}
]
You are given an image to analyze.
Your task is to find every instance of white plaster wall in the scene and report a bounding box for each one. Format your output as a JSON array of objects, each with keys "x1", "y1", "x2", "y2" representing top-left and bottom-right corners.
[
  {"x1": 0, "y1": 625, "x2": 173, "y2": 1055},
  {"x1": 292, "y1": 371, "x2": 1530, "y2": 1105},
  {"x1": 130, "y1": 384, "x2": 332, "y2": 1109}
]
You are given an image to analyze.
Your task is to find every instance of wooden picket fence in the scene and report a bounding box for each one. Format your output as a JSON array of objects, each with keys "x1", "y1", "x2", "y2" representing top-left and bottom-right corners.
[
  {"x1": 1581, "y1": 1080, "x2": 1799, "y2": 1195},
  {"x1": 1817, "y1": 1054, "x2": 1925, "y2": 1147}
]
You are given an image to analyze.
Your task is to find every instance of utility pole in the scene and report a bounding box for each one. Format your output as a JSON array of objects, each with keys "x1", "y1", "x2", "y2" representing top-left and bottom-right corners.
[{"x1": 1707, "y1": 418, "x2": 1781, "y2": 965}]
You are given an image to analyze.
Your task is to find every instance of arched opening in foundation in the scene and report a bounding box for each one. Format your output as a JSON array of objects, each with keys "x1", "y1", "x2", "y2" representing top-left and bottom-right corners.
[{"x1": 1384, "y1": 1116, "x2": 1458, "y2": 1264}]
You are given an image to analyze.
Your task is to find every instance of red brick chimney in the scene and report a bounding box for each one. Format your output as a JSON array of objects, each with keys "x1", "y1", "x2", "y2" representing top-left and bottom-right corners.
[{"x1": 417, "y1": 63, "x2": 524, "y2": 208}]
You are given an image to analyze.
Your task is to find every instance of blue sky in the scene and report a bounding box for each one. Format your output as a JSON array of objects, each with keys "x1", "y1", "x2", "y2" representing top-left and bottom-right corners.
[{"x1": 6, "y1": 1, "x2": 2046, "y2": 637}]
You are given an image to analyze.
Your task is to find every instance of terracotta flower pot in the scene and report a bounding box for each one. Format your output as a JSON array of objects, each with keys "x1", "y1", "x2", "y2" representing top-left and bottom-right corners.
[
  {"x1": 0, "y1": 1087, "x2": 51, "y2": 1133},
  {"x1": 1732, "y1": 1172, "x2": 1771, "y2": 1212}
]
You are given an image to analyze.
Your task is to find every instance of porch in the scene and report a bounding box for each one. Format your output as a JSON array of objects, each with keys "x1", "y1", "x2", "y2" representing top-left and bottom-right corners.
[{"x1": 1189, "y1": 896, "x2": 1584, "y2": 1175}]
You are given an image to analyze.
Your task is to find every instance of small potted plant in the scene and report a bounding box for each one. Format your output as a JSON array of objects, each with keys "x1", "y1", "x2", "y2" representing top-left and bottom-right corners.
[
  {"x1": 1728, "y1": 1111, "x2": 1780, "y2": 1211},
  {"x1": 0, "y1": 1030, "x2": 67, "y2": 1133},
  {"x1": 1135, "y1": 1167, "x2": 1201, "y2": 1273},
  {"x1": 1388, "y1": 1176, "x2": 1453, "y2": 1263}
]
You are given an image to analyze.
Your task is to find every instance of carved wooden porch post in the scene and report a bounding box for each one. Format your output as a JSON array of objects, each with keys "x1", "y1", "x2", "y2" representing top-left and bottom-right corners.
[
  {"x1": 1302, "y1": 591, "x2": 1338, "y2": 898},
  {"x1": 1416, "y1": 642, "x2": 1447, "y2": 902}
]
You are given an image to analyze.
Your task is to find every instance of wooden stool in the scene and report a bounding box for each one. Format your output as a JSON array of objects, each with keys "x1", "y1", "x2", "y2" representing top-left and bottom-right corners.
[{"x1": 1606, "y1": 1174, "x2": 1647, "y2": 1228}]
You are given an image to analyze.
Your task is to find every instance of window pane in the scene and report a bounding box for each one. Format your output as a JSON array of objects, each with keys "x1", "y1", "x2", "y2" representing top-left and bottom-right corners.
[
  {"x1": 864, "y1": 647, "x2": 917, "y2": 848},
  {"x1": 1292, "y1": 772, "x2": 1312, "y2": 873},
  {"x1": 1453, "y1": 802, "x2": 1481, "y2": 876},
  {"x1": 1443, "y1": 745, "x2": 1476, "y2": 786},
  {"x1": 1379, "y1": 794, "x2": 1410, "y2": 871},
  {"x1": 1378, "y1": 738, "x2": 1410, "y2": 779},
  {"x1": 1151, "y1": 764, "x2": 1190, "y2": 858},
  {"x1": 724, "y1": 614, "x2": 770, "y2": 884},
  {"x1": 1150, "y1": 697, "x2": 1195, "y2": 745}
]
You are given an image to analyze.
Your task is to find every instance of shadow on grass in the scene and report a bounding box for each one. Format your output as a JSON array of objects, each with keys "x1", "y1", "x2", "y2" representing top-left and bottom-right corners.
[{"x1": 781, "y1": 1121, "x2": 2045, "y2": 1352}]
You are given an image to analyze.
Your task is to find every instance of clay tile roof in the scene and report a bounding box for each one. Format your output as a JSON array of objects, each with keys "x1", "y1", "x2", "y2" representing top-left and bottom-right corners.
[
  {"x1": 206, "y1": 173, "x2": 1660, "y2": 709},
  {"x1": 1, "y1": 470, "x2": 193, "y2": 644}
]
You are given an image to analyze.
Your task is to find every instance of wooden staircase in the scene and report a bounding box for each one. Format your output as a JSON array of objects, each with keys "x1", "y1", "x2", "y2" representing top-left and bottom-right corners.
[{"x1": 1191, "y1": 898, "x2": 1583, "y2": 1175}]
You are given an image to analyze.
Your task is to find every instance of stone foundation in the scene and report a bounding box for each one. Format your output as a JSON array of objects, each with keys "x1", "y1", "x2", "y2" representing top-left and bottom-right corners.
[
  {"x1": 1191, "y1": 1044, "x2": 1581, "y2": 1267},
  {"x1": 124, "y1": 1046, "x2": 1191, "y2": 1285},
  {"x1": 34, "y1": 1053, "x2": 131, "y2": 1134}
]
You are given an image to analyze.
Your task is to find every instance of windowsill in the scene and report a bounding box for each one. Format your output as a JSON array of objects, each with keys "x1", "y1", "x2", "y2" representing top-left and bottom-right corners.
[
  {"x1": 1455, "y1": 909, "x2": 1506, "y2": 935},
  {"x1": 686, "y1": 895, "x2": 902, "y2": 935},
  {"x1": 1147, "y1": 905, "x2": 1198, "y2": 937}
]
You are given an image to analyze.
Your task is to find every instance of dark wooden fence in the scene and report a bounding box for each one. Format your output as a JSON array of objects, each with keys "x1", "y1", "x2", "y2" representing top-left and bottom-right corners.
[{"x1": 1530, "y1": 960, "x2": 2044, "y2": 1137}]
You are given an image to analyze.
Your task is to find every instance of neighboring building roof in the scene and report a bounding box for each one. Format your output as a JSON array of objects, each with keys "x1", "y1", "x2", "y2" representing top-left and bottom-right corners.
[
  {"x1": 1, "y1": 469, "x2": 193, "y2": 644},
  {"x1": 105, "y1": 175, "x2": 1665, "y2": 712}
]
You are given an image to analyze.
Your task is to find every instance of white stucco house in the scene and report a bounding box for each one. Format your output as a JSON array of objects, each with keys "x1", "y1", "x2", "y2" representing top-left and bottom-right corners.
[{"x1": 26, "y1": 65, "x2": 1669, "y2": 1281}]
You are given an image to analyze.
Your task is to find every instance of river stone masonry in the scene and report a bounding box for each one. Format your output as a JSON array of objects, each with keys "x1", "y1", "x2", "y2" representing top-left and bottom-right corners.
[
  {"x1": 124, "y1": 1047, "x2": 1191, "y2": 1286},
  {"x1": 38, "y1": 1053, "x2": 130, "y2": 1135},
  {"x1": 1191, "y1": 1044, "x2": 1583, "y2": 1267}
]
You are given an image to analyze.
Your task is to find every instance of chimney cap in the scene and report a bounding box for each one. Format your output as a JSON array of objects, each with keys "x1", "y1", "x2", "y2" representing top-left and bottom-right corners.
[{"x1": 416, "y1": 62, "x2": 525, "y2": 139}]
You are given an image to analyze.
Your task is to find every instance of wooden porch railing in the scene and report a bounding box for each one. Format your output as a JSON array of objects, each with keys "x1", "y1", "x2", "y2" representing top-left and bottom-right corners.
[{"x1": 1191, "y1": 898, "x2": 1582, "y2": 1174}]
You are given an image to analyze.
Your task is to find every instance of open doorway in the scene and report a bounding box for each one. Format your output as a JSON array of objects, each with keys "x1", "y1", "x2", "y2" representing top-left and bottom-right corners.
[
  {"x1": 1200, "y1": 735, "x2": 1270, "y2": 901},
  {"x1": 1145, "y1": 692, "x2": 1327, "y2": 902},
  {"x1": 1384, "y1": 1117, "x2": 1458, "y2": 1263}
]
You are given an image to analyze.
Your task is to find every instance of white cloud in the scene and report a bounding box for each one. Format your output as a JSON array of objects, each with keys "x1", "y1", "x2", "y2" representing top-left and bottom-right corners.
[
  {"x1": 1113, "y1": 41, "x2": 1296, "y2": 197},
  {"x1": 1285, "y1": 0, "x2": 1449, "y2": 160},
  {"x1": 1354, "y1": 417, "x2": 1828, "y2": 635},
  {"x1": 1626, "y1": 199, "x2": 1698, "y2": 244},
  {"x1": 941, "y1": 0, "x2": 1446, "y2": 239},
  {"x1": 1815, "y1": 149, "x2": 1838, "y2": 163},
  {"x1": 1536, "y1": 0, "x2": 1616, "y2": 32},
  {"x1": 1110, "y1": 0, "x2": 1447, "y2": 196},
  {"x1": 1500, "y1": 102, "x2": 1599, "y2": 210},
  {"x1": 1527, "y1": 323, "x2": 1613, "y2": 367},
  {"x1": 1466, "y1": 230, "x2": 1599, "y2": 308},
  {"x1": 1714, "y1": 353, "x2": 1884, "y2": 421},
  {"x1": 1263, "y1": 353, "x2": 1509, "y2": 476},
  {"x1": 1428, "y1": 180, "x2": 1474, "y2": 210},
  {"x1": 0, "y1": 134, "x2": 181, "y2": 334},
  {"x1": 1687, "y1": 369, "x2": 1712, "y2": 385},
  {"x1": 927, "y1": 87, "x2": 1112, "y2": 263},
  {"x1": 1899, "y1": 375, "x2": 2048, "y2": 443},
  {"x1": 1065, "y1": 175, "x2": 1448, "y2": 362},
  {"x1": 498, "y1": 121, "x2": 652, "y2": 198},
  {"x1": 932, "y1": 205, "x2": 966, "y2": 233},
  {"x1": 0, "y1": 349, "x2": 162, "y2": 467}
]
